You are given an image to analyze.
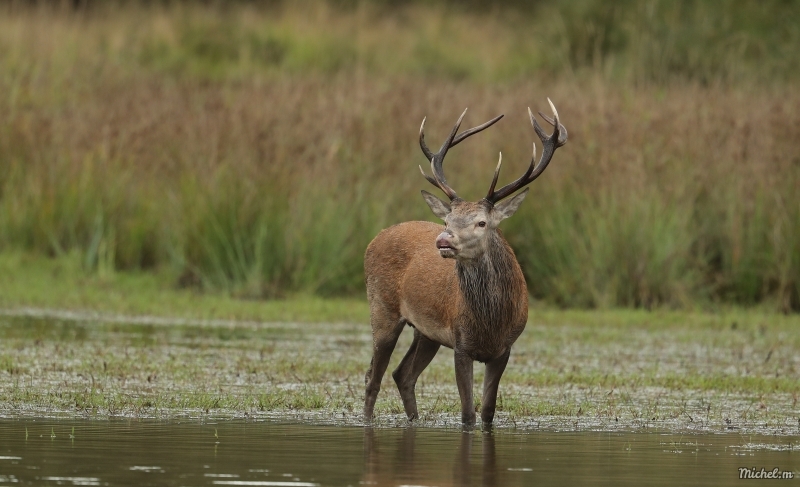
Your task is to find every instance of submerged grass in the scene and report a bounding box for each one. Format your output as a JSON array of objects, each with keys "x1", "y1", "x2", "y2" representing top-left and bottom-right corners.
[{"x1": 1, "y1": 311, "x2": 799, "y2": 433}]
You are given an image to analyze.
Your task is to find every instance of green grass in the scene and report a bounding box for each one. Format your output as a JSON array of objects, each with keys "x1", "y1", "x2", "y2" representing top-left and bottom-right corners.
[
  {"x1": 0, "y1": 251, "x2": 369, "y2": 323},
  {"x1": 2, "y1": 303, "x2": 799, "y2": 433},
  {"x1": 1, "y1": 250, "x2": 793, "y2": 328},
  {"x1": 2, "y1": 143, "x2": 798, "y2": 431},
  {"x1": 1, "y1": 253, "x2": 799, "y2": 433}
]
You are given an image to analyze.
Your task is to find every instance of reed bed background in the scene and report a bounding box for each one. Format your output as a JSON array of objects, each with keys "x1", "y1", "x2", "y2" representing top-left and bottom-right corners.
[{"x1": 0, "y1": 1, "x2": 799, "y2": 310}]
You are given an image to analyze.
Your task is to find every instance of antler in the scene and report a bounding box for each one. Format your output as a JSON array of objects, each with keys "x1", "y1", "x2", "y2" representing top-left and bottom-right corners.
[
  {"x1": 419, "y1": 108, "x2": 504, "y2": 201},
  {"x1": 484, "y1": 98, "x2": 567, "y2": 204}
]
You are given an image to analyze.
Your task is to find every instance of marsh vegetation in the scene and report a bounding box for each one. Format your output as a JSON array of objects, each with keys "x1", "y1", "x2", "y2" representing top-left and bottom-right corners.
[
  {"x1": 2, "y1": 311, "x2": 799, "y2": 435},
  {"x1": 1, "y1": 2, "x2": 799, "y2": 444},
  {"x1": 0, "y1": 1, "x2": 799, "y2": 310}
]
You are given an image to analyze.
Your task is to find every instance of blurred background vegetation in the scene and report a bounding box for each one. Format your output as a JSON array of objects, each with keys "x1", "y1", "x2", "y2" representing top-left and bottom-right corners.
[{"x1": 0, "y1": 0, "x2": 798, "y2": 311}]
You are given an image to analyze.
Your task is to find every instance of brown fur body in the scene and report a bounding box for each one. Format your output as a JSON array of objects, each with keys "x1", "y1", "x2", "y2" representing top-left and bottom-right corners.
[
  {"x1": 363, "y1": 218, "x2": 528, "y2": 425},
  {"x1": 365, "y1": 220, "x2": 527, "y2": 361}
]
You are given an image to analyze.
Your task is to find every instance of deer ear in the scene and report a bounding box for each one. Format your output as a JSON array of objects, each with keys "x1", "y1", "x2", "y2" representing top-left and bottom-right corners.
[
  {"x1": 492, "y1": 187, "x2": 529, "y2": 221},
  {"x1": 421, "y1": 190, "x2": 451, "y2": 220}
]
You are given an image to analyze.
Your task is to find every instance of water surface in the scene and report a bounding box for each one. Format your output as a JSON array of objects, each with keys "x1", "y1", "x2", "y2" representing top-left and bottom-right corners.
[{"x1": 0, "y1": 418, "x2": 798, "y2": 486}]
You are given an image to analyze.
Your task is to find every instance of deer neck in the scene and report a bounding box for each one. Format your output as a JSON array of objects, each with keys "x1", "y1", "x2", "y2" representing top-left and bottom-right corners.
[{"x1": 455, "y1": 232, "x2": 522, "y2": 332}]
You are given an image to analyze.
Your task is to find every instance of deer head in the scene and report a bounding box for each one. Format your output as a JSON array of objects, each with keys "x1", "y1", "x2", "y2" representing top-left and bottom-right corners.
[{"x1": 418, "y1": 100, "x2": 568, "y2": 261}]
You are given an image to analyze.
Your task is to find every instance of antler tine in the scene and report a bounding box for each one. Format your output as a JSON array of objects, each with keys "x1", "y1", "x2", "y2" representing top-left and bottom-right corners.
[
  {"x1": 437, "y1": 108, "x2": 468, "y2": 156},
  {"x1": 418, "y1": 164, "x2": 438, "y2": 187},
  {"x1": 418, "y1": 108, "x2": 504, "y2": 201},
  {"x1": 419, "y1": 117, "x2": 434, "y2": 162},
  {"x1": 537, "y1": 98, "x2": 568, "y2": 147},
  {"x1": 452, "y1": 114, "x2": 505, "y2": 147},
  {"x1": 428, "y1": 109, "x2": 468, "y2": 199},
  {"x1": 485, "y1": 152, "x2": 503, "y2": 198},
  {"x1": 485, "y1": 100, "x2": 568, "y2": 204}
]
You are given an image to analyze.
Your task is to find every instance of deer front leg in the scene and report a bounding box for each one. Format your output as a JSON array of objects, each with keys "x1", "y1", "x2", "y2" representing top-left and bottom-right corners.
[
  {"x1": 392, "y1": 329, "x2": 441, "y2": 421},
  {"x1": 480, "y1": 349, "x2": 510, "y2": 425},
  {"x1": 453, "y1": 349, "x2": 475, "y2": 425}
]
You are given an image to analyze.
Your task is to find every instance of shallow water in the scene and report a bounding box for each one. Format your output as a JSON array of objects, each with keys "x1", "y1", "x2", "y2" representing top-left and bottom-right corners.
[{"x1": 0, "y1": 418, "x2": 798, "y2": 486}]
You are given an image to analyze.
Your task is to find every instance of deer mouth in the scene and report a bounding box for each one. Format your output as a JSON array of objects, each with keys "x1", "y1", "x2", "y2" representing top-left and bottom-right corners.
[
  {"x1": 437, "y1": 247, "x2": 456, "y2": 258},
  {"x1": 436, "y1": 239, "x2": 458, "y2": 258}
]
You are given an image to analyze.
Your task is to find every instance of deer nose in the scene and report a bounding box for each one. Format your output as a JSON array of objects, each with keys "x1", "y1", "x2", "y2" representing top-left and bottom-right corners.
[{"x1": 436, "y1": 232, "x2": 454, "y2": 249}]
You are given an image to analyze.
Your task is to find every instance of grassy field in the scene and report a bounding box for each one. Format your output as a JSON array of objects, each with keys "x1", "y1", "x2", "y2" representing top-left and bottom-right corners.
[
  {"x1": 2, "y1": 303, "x2": 799, "y2": 434},
  {"x1": 0, "y1": 2, "x2": 798, "y2": 433},
  {"x1": 0, "y1": 2, "x2": 799, "y2": 310},
  {"x1": 0, "y1": 250, "x2": 369, "y2": 323},
  {"x1": 2, "y1": 251, "x2": 798, "y2": 433}
]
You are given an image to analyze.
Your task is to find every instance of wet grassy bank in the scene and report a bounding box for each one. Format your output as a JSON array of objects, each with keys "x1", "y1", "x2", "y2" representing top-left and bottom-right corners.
[
  {"x1": 1, "y1": 1, "x2": 799, "y2": 436},
  {"x1": 2, "y1": 303, "x2": 799, "y2": 434},
  {"x1": 1, "y1": 252, "x2": 798, "y2": 433}
]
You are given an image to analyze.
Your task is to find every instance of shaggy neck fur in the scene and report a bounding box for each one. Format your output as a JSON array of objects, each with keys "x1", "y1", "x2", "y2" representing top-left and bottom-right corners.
[{"x1": 455, "y1": 231, "x2": 523, "y2": 344}]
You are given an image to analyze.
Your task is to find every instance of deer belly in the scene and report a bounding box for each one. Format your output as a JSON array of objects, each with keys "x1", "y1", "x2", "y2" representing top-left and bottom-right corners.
[{"x1": 400, "y1": 303, "x2": 455, "y2": 348}]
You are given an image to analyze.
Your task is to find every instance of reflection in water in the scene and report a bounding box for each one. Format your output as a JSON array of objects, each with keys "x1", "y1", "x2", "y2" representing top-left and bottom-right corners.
[
  {"x1": 0, "y1": 418, "x2": 798, "y2": 486},
  {"x1": 363, "y1": 427, "x2": 500, "y2": 487},
  {"x1": 453, "y1": 429, "x2": 496, "y2": 487}
]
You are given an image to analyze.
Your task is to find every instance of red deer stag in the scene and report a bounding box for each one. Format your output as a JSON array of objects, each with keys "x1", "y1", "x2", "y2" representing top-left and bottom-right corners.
[{"x1": 364, "y1": 100, "x2": 567, "y2": 425}]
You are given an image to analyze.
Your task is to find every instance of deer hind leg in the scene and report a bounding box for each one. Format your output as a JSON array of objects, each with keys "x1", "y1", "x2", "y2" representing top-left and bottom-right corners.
[
  {"x1": 391, "y1": 328, "x2": 440, "y2": 421},
  {"x1": 363, "y1": 311, "x2": 405, "y2": 421},
  {"x1": 480, "y1": 349, "x2": 510, "y2": 425}
]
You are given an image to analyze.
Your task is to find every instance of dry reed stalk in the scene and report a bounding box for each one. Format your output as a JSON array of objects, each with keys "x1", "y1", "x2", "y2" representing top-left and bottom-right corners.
[{"x1": 0, "y1": 3, "x2": 798, "y2": 308}]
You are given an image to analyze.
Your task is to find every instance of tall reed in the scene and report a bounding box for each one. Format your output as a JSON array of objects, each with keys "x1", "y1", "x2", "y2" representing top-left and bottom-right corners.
[{"x1": 0, "y1": 2, "x2": 798, "y2": 310}]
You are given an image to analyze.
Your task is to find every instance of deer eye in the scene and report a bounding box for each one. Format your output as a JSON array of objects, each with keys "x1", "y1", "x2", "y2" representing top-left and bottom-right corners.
[{"x1": 478, "y1": 221, "x2": 486, "y2": 228}]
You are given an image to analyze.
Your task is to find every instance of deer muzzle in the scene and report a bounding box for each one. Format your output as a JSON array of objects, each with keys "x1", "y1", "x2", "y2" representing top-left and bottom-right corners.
[{"x1": 435, "y1": 232, "x2": 457, "y2": 258}]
